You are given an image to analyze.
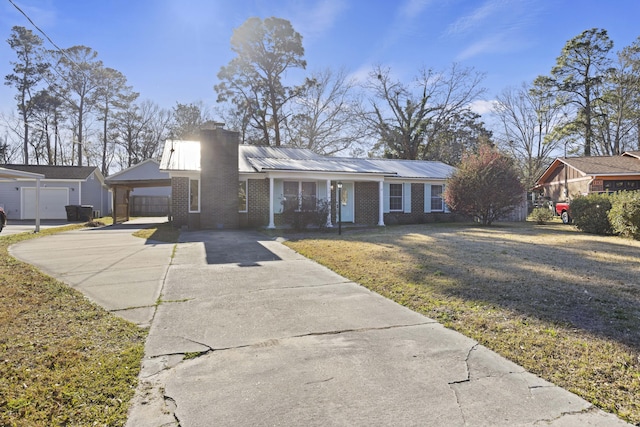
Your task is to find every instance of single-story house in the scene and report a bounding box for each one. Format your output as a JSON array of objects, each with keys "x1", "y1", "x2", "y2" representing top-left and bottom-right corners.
[
  {"x1": 105, "y1": 159, "x2": 171, "y2": 218},
  {"x1": 159, "y1": 123, "x2": 455, "y2": 230},
  {"x1": 0, "y1": 164, "x2": 111, "y2": 220},
  {"x1": 0, "y1": 166, "x2": 44, "y2": 230},
  {"x1": 534, "y1": 151, "x2": 640, "y2": 201}
]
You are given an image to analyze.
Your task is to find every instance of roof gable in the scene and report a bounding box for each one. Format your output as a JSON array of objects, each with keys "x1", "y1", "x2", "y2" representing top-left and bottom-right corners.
[{"x1": 107, "y1": 159, "x2": 169, "y2": 181}]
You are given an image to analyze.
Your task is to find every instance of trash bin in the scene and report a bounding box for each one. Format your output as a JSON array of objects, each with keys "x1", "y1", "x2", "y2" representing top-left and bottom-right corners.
[
  {"x1": 78, "y1": 205, "x2": 93, "y2": 221},
  {"x1": 65, "y1": 205, "x2": 79, "y2": 221}
]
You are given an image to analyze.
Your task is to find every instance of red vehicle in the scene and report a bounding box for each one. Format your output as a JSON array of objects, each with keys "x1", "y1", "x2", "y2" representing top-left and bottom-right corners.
[{"x1": 554, "y1": 202, "x2": 571, "y2": 224}]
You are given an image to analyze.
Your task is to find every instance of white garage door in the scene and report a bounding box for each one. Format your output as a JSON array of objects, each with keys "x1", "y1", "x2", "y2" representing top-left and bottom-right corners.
[{"x1": 22, "y1": 188, "x2": 69, "y2": 220}]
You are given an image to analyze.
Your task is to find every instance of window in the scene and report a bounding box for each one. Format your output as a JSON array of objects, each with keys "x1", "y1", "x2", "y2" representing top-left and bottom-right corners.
[
  {"x1": 239, "y1": 180, "x2": 247, "y2": 212},
  {"x1": 283, "y1": 181, "x2": 317, "y2": 211},
  {"x1": 430, "y1": 185, "x2": 443, "y2": 211},
  {"x1": 189, "y1": 179, "x2": 200, "y2": 212},
  {"x1": 389, "y1": 183, "x2": 403, "y2": 211},
  {"x1": 301, "y1": 181, "x2": 317, "y2": 210},
  {"x1": 283, "y1": 181, "x2": 299, "y2": 211}
]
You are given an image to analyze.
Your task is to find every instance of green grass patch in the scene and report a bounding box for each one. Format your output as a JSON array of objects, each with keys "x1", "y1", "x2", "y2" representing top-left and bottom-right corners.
[
  {"x1": 283, "y1": 222, "x2": 640, "y2": 424},
  {"x1": 132, "y1": 221, "x2": 180, "y2": 243},
  {"x1": 0, "y1": 221, "x2": 146, "y2": 426}
]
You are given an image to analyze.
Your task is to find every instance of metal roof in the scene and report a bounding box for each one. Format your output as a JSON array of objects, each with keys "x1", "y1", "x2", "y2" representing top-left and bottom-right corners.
[
  {"x1": 160, "y1": 140, "x2": 455, "y2": 179},
  {"x1": 159, "y1": 140, "x2": 201, "y2": 171},
  {"x1": 361, "y1": 158, "x2": 456, "y2": 179}
]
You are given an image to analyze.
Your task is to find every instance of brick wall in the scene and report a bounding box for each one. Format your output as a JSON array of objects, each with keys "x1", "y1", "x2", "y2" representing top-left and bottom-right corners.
[
  {"x1": 171, "y1": 177, "x2": 189, "y2": 227},
  {"x1": 200, "y1": 127, "x2": 240, "y2": 229},
  {"x1": 247, "y1": 178, "x2": 270, "y2": 227},
  {"x1": 355, "y1": 182, "x2": 379, "y2": 225},
  {"x1": 171, "y1": 176, "x2": 201, "y2": 229}
]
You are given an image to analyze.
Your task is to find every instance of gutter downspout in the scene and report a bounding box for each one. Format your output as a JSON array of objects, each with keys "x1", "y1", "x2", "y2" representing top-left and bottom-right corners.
[{"x1": 378, "y1": 180, "x2": 385, "y2": 226}]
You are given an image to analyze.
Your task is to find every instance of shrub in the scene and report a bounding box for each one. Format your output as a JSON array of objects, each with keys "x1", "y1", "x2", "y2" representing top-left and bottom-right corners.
[
  {"x1": 608, "y1": 191, "x2": 640, "y2": 239},
  {"x1": 444, "y1": 145, "x2": 524, "y2": 225},
  {"x1": 281, "y1": 196, "x2": 330, "y2": 231},
  {"x1": 530, "y1": 207, "x2": 554, "y2": 225},
  {"x1": 570, "y1": 193, "x2": 612, "y2": 235}
]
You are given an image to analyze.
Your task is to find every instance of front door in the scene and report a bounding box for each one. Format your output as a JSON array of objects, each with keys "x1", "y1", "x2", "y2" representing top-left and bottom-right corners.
[{"x1": 337, "y1": 182, "x2": 354, "y2": 223}]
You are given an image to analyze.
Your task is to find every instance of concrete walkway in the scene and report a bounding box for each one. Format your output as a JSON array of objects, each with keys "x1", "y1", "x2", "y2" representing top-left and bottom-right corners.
[{"x1": 9, "y1": 223, "x2": 631, "y2": 426}]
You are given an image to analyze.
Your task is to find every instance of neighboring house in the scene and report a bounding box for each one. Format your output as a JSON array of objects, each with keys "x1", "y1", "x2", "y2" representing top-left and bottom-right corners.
[
  {"x1": 534, "y1": 151, "x2": 640, "y2": 201},
  {"x1": 105, "y1": 159, "x2": 171, "y2": 217},
  {"x1": 0, "y1": 165, "x2": 110, "y2": 220},
  {"x1": 159, "y1": 124, "x2": 455, "y2": 230}
]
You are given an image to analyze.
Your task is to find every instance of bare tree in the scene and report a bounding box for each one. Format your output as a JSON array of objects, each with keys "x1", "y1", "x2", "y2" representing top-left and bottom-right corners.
[
  {"x1": 494, "y1": 81, "x2": 566, "y2": 189},
  {"x1": 113, "y1": 100, "x2": 169, "y2": 170},
  {"x1": 592, "y1": 37, "x2": 640, "y2": 155},
  {"x1": 363, "y1": 64, "x2": 485, "y2": 160},
  {"x1": 286, "y1": 68, "x2": 365, "y2": 155}
]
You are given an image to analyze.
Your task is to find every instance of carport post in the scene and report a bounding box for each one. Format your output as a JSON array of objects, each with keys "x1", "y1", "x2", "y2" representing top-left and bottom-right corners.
[{"x1": 35, "y1": 177, "x2": 41, "y2": 232}]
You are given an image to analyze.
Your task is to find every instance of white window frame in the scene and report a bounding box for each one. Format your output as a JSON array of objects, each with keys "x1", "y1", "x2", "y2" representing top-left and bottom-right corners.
[
  {"x1": 389, "y1": 183, "x2": 403, "y2": 212},
  {"x1": 283, "y1": 180, "x2": 317, "y2": 211},
  {"x1": 430, "y1": 184, "x2": 444, "y2": 212}
]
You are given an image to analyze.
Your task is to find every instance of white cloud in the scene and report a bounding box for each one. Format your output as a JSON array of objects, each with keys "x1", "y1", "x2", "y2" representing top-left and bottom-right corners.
[
  {"x1": 445, "y1": 0, "x2": 510, "y2": 36},
  {"x1": 347, "y1": 63, "x2": 373, "y2": 84},
  {"x1": 398, "y1": 0, "x2": 434, "y2": 20},
  {"x1": 469, "y1": 99, "x2": 498, "y2": 115},
  {"x1": 291, "y1": 0, "x2": 348, "y2": 42}
]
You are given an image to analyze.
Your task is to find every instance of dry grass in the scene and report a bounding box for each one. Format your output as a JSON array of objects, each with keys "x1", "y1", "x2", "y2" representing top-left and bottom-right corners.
[
  {"x1": 284, "y1": 221, "x2": 640, "y2": 424},
  {"x1": 0, "y1": 223, "x2": 146, "y2": 426},
  {"x1": 132, "y1": 221, "x2": 180, "y2": 243}
]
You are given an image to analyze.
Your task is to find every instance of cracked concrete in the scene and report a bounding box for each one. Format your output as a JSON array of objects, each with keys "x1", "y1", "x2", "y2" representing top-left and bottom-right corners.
[
  {"x1": 11, "y1": 223, "x2": 632, "y2": 426},
  {"x1": 127, "y1": 229, "x2": 631, "y2": 427}
]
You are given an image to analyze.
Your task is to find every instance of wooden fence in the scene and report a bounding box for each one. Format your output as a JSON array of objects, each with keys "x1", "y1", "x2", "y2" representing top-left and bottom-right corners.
[{"x1": 130, "y1": 195, "x2": 170, "y2": 217}]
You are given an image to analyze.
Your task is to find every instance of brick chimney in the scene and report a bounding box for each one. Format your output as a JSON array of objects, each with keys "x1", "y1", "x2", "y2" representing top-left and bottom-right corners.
[{"x1": 199, "y1": 123, "x2": 240, "y2": 229}]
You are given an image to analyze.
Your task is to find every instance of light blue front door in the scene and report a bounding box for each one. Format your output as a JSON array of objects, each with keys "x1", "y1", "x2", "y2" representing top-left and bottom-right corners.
[{"x1": 337, "y1": 182, "x2": 354, "y2": 223}]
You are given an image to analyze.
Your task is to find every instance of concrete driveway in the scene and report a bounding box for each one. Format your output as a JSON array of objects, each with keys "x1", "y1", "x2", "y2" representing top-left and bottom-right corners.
[
  {"x1": 1, "y1": 219, "x2": 72, "y2": 236},
  {"x1": 9, "y1": 223, "x2": 631, "y2": 426}
]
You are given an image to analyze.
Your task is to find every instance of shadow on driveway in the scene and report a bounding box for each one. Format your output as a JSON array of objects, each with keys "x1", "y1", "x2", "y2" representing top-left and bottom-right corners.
[{"x1": 178, "y1": 229, "x2": 282, "y2": 265}]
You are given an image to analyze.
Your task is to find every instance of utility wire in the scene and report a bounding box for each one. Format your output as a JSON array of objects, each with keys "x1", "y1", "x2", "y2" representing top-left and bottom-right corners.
[{"x1": 7, "y1": 0, "x2": 91, "y2": 79}]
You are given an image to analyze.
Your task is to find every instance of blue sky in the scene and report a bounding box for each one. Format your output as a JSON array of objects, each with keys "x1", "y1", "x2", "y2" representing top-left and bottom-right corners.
[{"x1": 1, "y1": 0, "x2": 639, "y2": 121}]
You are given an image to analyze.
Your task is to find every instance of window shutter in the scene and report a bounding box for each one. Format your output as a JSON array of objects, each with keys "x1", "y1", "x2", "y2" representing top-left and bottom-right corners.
[
  {"x1": 403, "y1": 183, "x2": 412, "y2": 213},
  {"x1": 424, "y1": 184, "x2": 432, "y2": 213},
  {"x1": 383, "y1": 182, "x2": 390, "y2": 213},
  {"x1": 317, "y1": 181, "x2": 327, "y2": 200}
]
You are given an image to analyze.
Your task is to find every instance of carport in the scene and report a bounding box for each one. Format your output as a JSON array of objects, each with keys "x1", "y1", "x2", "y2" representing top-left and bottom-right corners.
[
  {"x1": 0, "y1": 167, "x2": 45, "y2": 232},
  {"x1": 105, "y1": 178, "x2": 171, "y2": 224}
]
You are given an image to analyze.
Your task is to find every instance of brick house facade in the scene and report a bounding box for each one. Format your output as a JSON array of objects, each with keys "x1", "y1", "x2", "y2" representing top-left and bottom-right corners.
[{"x1": 160, "y1": 124, "x2": 455, "y2": 230}]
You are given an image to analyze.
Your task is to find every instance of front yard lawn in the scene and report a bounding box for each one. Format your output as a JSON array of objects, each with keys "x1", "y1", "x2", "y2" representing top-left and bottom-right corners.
[
  {"x1": 284, "y1": 222, "x2": 640, "y2": 424},
  {"x1": 0, "y1": 223, "x2": 146, "y2": 426}
]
